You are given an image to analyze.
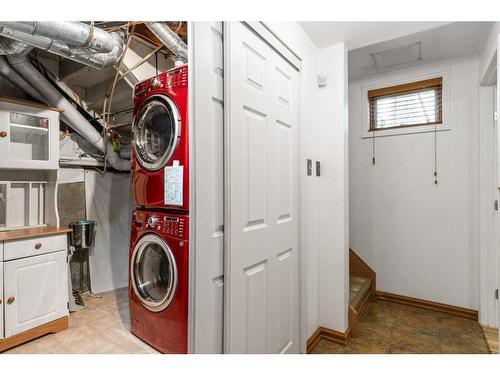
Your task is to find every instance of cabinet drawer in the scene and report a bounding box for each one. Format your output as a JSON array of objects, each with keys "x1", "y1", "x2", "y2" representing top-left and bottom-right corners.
[{"x1": 4, "y1": 234, "x2": 67, "y2": 261}]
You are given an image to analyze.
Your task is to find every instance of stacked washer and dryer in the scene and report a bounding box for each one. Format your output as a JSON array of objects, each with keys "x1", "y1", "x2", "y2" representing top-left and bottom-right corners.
[{"x1": 128, "y1": 65, "x2": 190, "y2": 353}]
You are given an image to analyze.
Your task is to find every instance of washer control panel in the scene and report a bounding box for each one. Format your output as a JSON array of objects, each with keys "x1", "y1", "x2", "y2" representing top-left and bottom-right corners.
[
  {"x1": 162, "y1": 216, "x2": 186, "y2": 238},
  {"x1": 141, "y1": 211, "x2": 189, "y2": 241}
]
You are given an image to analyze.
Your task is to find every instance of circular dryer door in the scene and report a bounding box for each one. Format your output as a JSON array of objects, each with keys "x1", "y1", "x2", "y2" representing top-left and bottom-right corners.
[
  {"x1": 133, "y1": 95, "x2": 180, "y2": 171},
  {"x1": 131, "y1": 233, "x2": 178, "y2": 312}
]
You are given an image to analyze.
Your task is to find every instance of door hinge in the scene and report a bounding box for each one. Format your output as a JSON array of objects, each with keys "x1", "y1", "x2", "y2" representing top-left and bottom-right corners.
[
  {"x1": 494, "y1": 111, "x2": 498, "y2": 122},
  {"x1": 67, "y1": 302, "x2": 70, "y2": 309},
  {"x1": 315, "y1": 161, "x2": 321, "y2": 177},
  {"x1": 306, "y1": 159, "x2": 312, "y2": 176},
  {"x1": 495, "y1": 200, "x2": 498, "y2": 211},
  {"x1": 495, "y1": 289, "x2": 499, "y2": 300}
]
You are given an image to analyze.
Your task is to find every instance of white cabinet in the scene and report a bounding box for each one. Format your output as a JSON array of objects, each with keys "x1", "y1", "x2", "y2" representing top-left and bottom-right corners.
[
  {"x1": 0, "y1": 99, "x2": 61, "y2": 170},
  {"x1": 2, "y1": 250, "x2": 68, "y2": 338},
  {"x1": 0, "y1": 261, "x2": 3, "y2": 339}
]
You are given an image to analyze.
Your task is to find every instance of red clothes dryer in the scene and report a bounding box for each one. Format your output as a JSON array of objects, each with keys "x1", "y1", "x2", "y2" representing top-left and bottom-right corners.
[
  {"x1": 131, "y1": 64, "x2": 189, "y2": 211},
  {"x1": 129, "y1": 209, "x2": 189, "y2": 354}
]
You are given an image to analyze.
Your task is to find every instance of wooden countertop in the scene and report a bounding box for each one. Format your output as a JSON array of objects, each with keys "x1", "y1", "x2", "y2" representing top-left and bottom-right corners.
[{"x1": 0, "y1": 226, "x2": 72, "y2": 241}]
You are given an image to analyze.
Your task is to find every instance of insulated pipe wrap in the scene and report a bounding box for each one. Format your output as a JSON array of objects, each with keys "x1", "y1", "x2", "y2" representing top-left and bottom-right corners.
[
  {"x1": 0, "y1": 21, "x2": 116, "y2": 53},
  {"x1": 0, "y1": 55, "x2": 46, "y2": 102},
  {"x1": 145, "y1": 22, "x2": 187, "y2": 62},
  {"x1": 0, "y1": 27, "x2": 124, "y2": 69}
]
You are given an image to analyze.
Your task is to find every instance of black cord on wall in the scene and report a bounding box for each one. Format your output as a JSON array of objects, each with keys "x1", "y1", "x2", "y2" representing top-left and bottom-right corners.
[{"x1": 155, "y1": 52, "x2": 158, "y2": 76}]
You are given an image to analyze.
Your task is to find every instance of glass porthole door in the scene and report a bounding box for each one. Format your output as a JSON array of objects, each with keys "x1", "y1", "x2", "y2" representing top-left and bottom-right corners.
[
  {"x1": 130, "y1": 234, "x2": 177, "y2": 312},
  {"x1": 133, "y1": 96, "x2": 180, "y2": 171}
]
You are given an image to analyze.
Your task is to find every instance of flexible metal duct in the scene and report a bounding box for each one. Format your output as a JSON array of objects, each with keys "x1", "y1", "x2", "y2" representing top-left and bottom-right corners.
[
  {"x1": 0, "y1": 55, "x2": 46, "y2": 102},
  {"x1": 0, "y1": 27, "x2": 124, "y2": 69},
  {"x1": 7, "y1": 53, "x2": 130, "y2": 171},
  {"x1": 0, "y1": 21, "x2": 116, "y2": 53},
  {"x1": 145, "y1": 22, "x2": 187, "y2": 63},
  {"x1": 0, "y1": 35, "x2": 31, "y2": 55}
]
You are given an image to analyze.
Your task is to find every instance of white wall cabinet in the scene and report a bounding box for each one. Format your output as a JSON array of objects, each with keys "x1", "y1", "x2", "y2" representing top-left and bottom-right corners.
[{"x1": 0, "y1": 99, "x2": 61, "y2": 170}]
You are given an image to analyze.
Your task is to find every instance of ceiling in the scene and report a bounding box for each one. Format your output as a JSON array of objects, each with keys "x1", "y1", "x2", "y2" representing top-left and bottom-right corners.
[
  {"x1": 348, "y1": 22, "x2": 492, "y2": 81},
  {"x1": 299, "y1": 22, "x2": 450, "y2": 50}
]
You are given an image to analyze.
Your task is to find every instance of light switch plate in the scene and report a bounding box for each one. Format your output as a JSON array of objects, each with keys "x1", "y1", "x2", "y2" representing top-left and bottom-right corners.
[{"x1": 306, "y1": 159, "x2": 312, "y2": 176}]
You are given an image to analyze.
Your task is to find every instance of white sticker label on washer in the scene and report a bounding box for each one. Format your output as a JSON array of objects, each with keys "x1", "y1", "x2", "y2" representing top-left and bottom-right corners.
[{"x1": 164, "y1": 164, "x2": 183, "y2": 206}]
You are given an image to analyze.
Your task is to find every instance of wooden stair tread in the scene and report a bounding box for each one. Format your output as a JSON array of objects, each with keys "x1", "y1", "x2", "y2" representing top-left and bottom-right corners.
[{"x1": 349, "y1": 276, "x2": 372, "y2": 312}]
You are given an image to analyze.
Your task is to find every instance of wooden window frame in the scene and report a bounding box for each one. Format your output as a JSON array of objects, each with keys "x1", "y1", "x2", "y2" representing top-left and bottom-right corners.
[{"x1": 368, "y1": 77, "x2": 443, "y2": 132}]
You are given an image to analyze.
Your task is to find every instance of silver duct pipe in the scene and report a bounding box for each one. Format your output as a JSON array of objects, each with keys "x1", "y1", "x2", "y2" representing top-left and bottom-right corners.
[
  {"x1": 145, "y1": 22, "x2": 187, "y2": 63},
  {"x1": 7, "y1": 53, "x2": 130, "y2": 171},
  {"x1": 0, "y1": 21, "x2": 116, "y2": 53},
  {"x1": 0, "y1": 55, "x2": 46, "y2": 102},
  {"x1": 0, "y1": 35, "x2": 31, "y2": 55},
  {"x1": 0, "y1": 27, "x2": 124, "y2": 69}
]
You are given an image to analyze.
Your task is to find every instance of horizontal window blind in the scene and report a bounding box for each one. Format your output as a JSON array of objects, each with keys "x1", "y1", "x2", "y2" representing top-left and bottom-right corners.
[{"x1": 368, "y1": 77, "x2": 442, "y2": 131}]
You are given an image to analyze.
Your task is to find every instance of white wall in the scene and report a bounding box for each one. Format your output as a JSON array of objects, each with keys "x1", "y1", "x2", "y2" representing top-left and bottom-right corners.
[
  {"x1": 269, "y1": 24, "x2": 350, "y2": 337},
  {"x1": 316, "y1": 43, "x2": 350, "y2": 332},
  {"x1": 58, "y1": 168, "x2": 131, "y2": 294},
  {"x1": 84, "y1": 170, "x2": 131, "y2": 293},
  {"x1": 478, "y1": 86, "x2": 498, "y2": 327},
  {"x1": 349, "y1": 57, "x2": 480, "y2": 310},
  {"x1": 478, "y1": 23, "x2": 499, "y2": 328},
  {"x1": 479, "y1": 22, "x2": 500, "y2": 85},
  {"x1": 191, "y1": 21, "x2": 225, "y2": 354}
]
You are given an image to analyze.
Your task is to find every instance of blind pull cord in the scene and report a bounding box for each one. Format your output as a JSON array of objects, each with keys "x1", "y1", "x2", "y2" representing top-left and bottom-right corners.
[
  {"x1": 372, "y1": 130, "x2": 376, "y2": 165},
  {"x1": 434, "y1": 121, "x2": 438, "y2": 185}
]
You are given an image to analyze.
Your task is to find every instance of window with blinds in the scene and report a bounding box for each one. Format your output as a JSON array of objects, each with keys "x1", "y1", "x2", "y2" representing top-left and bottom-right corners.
[{"x1": 368, "y1": 77, "x2": 442, "y2": 131}]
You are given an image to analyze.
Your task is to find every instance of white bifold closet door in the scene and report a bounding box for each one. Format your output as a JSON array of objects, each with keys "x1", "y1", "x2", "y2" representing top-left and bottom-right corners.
[{"x1": 224, "y1": 22, "x2": 300, "y2": 354}]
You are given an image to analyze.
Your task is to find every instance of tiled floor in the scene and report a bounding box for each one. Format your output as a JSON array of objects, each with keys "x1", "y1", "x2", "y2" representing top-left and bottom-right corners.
[
  {"x1": 5, "y1": 290, "x2": 492, "y2": 354},
  {"x1": 482, "y1": 326, "x2": 499, "y2": 354},
  {"x1": 311, "y1": 298, "x2": 491, "y2": 354},
  {"x1": 5, "y1": 288, "x2": 158, "y2": 354}
]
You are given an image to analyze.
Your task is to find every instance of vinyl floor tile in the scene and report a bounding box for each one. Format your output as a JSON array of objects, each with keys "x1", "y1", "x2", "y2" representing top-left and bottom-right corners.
[
  {"x1": 3, "y1": 288, "x2": 158, "y2": 354},
  {"x1": 310, "y1": 299, "x2": 490, "y2": 354}
]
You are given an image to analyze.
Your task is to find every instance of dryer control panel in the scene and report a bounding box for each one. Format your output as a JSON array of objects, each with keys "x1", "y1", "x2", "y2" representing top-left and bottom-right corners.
[
  {"x1": 134, "y1": 64, "x2": 188, "y2": 99},
  {"x1": 140, "y1": 211, "x2": 189, "y2": 241}
]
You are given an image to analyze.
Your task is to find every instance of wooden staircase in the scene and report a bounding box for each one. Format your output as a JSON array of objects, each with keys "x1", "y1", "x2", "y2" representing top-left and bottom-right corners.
[{"x1": 348, "y1": 249, "x2": 376, "y2": 335}]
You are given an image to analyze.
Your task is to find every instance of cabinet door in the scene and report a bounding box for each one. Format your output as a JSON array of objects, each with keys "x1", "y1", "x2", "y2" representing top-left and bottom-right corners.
[
  {"x1": 0, "y1": 103, "x2": 59, "y2": 170},
  {"x1": 3, "y1": 251, "x2": 68, "y2": 338},
  {"x1": 0, "y1": 262, "x2": 3, "y2": 339}
]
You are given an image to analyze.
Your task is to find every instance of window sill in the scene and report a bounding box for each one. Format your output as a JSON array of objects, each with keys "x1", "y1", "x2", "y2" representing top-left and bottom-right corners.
[{"x1": 361, "y1": 123, "x2": 450, "y2": 139}]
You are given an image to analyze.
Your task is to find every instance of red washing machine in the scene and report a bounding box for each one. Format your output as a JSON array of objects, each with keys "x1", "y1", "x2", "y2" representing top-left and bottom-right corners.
[
  {"x1": 131, "y1": 64, "x2": 189, "y2": 211},
  {"x1": 129, "y1": 209, "x2": 189, "y2": 354}
]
